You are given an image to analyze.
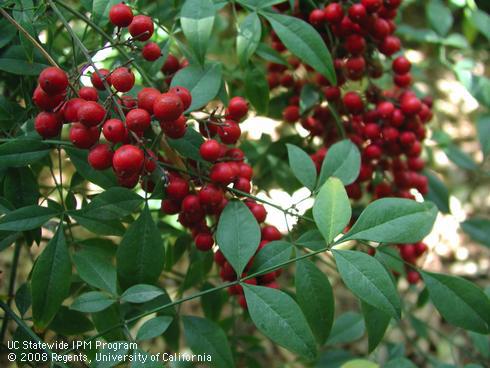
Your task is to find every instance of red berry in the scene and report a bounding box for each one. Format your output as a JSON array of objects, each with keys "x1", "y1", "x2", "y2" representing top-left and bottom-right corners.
[
  {"x1": 392, "y1": 56, "x2": 411, "y2": 75},
  {"x1": 227, "y1": 97, "x2": 248, "y2": 121},
  {"x1": 69, "y1": 123, "x2": 100, "y2": 149},
  {"x1": 117, "y1": 172, "x2": 140, "y2": 188},
  {"x1": 361, "y1": 0, "x2": 382, "y2": 12},
  {"x1": 161, "y1": 54, "x2": 180, "y2": 75},
  {"x1": 103, "y1": 118, "x2": 127, "y2": 143},
  {"x1": 77, "y1": 101, "x2": 106, "y2": 127},
  {"x1": 142, "y1": 42, "x2": 161, "y2": 61},
  {"x1": 210, "y1": 162, "x2": 235, "y2": 185},
  {"x1": 200, "y1": 139, "x2": 221, "y2": 162},
  {"x1": 109, "y1": 3, "x2": 133, "y2": 27},
  {"x1": 379, "y1": 36, "x2": 401, "y2": 56},
  {"x1": 128, "y1": 15, "x2": 154, "y2": 41},
  {"x1": 218, "y1": 120, "x2": 241, "y2": 144},
  {"x1": 400, "y1": 131, "x2": 416, "y2": 146},
  {"x1": 234, "y1": 177, "x2": 251, "y2": 193},
  {"x1": 153, "y1": 93, "x2": 184, "y2": 122},
  {"x1": 88, "y1": 144, "x2": 113, "y2": 170},
  {"x1": 309, "y1": 9, "x2": 326, "y2": 26},
  {"x1": 261, "y1": 225, "x2": 282, "y2": 241},
  {"x1": 238, "y1": 163, "x2": 253, "y2": 180},
  {"x1": 195, "y1": 233, "x2": 214, "y2": 251},
  {"x1": 38, "y1": 67, "x2": 68, "y2": 95},
  {"x1": 112, "y1": 144, "x2": 145, "y2": 176},
  {"x1": 348, "y1": 4, "x2": 367, "y2": 23},
  {"x1": 35, "y1": 112, "x2": 63, "y2": 138},
  {"x1": 250, "y1": 204, "x2": 267, "y2": 223},
  {"x1": 33, "y1": 86, "x2": 64, "y2": 111},
  {"x1": 345, "y1": 34, "x2": 366, "y2": 55},
  {"x1": 283, "y1": 105, "x2": 300, "y2": 123},
  {"x1": 137, "y1": 87, "x2": 160, "y2": 114},
  {"x1": 407, "y1": 270, "x2": 420, "y2": 284},
  {"x1": 63, "y1": 98, "x2": 85, "y2": 122},
  {"x1": 166, "y1": 177, "x2": 189, "y2": 201},
  {"x1": 161, "y1": 199, "x2": 180, "y2": 215},
  {"x1": 111, "y1": 67, "x2": 135, "y2": 92},
  {"x1": 79, "y1": 86, "x2": 98, "y2": 101},
  {"x1": 168, "y1": 86, "x2": 192, "y2": 111},
  {"x1": 160, "y1": 115, "x2": 187, "y2": 139},
  {"x1": 324, "y1": 3, "x2": 344, "y2": 24},
  {"x1": 324, "y1": 86, "x2": 341, "y2": 101},
  {"x1": 343, "y1": 91, "x2": 364, "y2": 114},
  {"x1": 401, "y1": 97, "x2": 422, "y2": 116},
  {"x1": 364, "y1": 144, "x2": 382, "y2": 160},
  {"x1": 363, "y1": 123, "x2": 381, "y2": 140},
  {"x1": 126, "y1": 108, "x2": 151, "y2": 132},
  {"x1": 90, "y1": 69, "x2": 111, "y2": 90},
  {"x1": 377, "y1": 101, "x2": 395, "y2": 119},
  {"x1": 394, "y1": 73, "x2": 412, "y2": 88},
  {"x1": 199, "y1": 184, "x2": 224, "y2": 209}
]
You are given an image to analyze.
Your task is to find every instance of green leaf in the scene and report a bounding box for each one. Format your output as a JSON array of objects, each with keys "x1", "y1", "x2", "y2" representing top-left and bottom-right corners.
[
  {"x1": 216, "y1": 200, "x2": 261, "y2": 275},
  {"x1": 461, "y1": 218, "x2": 490, "y2": 248},
  {"x1": 477, "y1": 114, "x2": 490, "y2": 157},
  {"x1": 0, "y1": 139, "x2": 50, "y2": 169},
  {"x1": 238, "y1": 0, "x2": 287, "y2": 10},
  {"x1": 384, "y1": 358, "x2": 417, "y2": 368},
  {"x1": 167, "y1": 128, "x2": 205, "y2": 163},
  {"x1": 299, "y1": 84, "x2": 320, "y2": 114},
  {"x1": 71, "y1": 291, "x2": 115, "y2": 313},
  {"x1": 243, "y1": 284, "x2": 317, "y2": 360},
  {"x1": 0, "y1": 205, "x2": 58, "y2": 231},
  {"x1": 472, "y1": 9, "x2": 490, "y2": 41},
  {"x1": 318, "y1": 139, "x2": 361, "y2": 187},
  {"x1": 296, "y1": 229, "x2": 326, "y2": 251},
  {"x1": 136, "y1": 316, "x2": 173, "y2": 342},
  {"x1": 424, "y1": 170, "x2": 450, "y2": 214},
  {"x1": 313, "y1": 178, "x2": 351, "y2": 244},
  {"x1": 70, "y1": 212, "x2": 125, "y2": 236},
  {"x1": 65, "y1": 147, "x2": 117, "y2": 189},
  {"x1": 421, "y1": 271, "x2": 490, "y2": 333},
  {"x1": 333, "y1": 249, "x2": 401, "y2": 319},
  {"x1": 296, "y1": 259, "x2": 334, "y2": 344},
  {"x1": 77, "y1": 187, "x2": 144, "y2": 220},
  {"x1": 361, "y1": 302, "x2": 391, "y2": 352},
  {"x1": 92, "y1": 0, "x2": 119, "y2": 25},
  {"x1": 255, "y1": 43, "x2": 288, "y2": 65},
  {"x1": 286, "y1": 144, "x2": 317, "y2": 191},
  {"x1": 31, "y1": 226, "x2": 71, "y2": 329},
  {"x1": 262, "y1": 12, "x2": 335, "y2": 85},
  {"x1": 342, "y1": 198, "x2": 438, "y2": 243},
  {"x1": 249, "y1": 240, "x2": 293, "y2": 273},
  {"x1": 444, "y1": 145, "x2": 478, "y2": 171},
  {"x1": 426, "y1": 0, "x2": 453, "y2": 36},
  {"x1": 73, "y1": 251, "x2": 118, "y2": 294},
  {"x1": 183, "y1": 316, "x2": 235, "y2": 368},
  {"x1": 341, "y1": 360, "x2": 379, "y2": 368},
  {"x1": 171, "y1": 62, "x2": 222, "y2": 111},
  {"x1": 4, "y1": 167, "x2": 39, "y2": 208},
  {"x1": 237, "y1": 12, "x2": 261, "y2": 65},
  {"x1": 120, "y1": 284, "x2": 165, "y2": 304},
  {"x1": 0, "y1": 97, "x2": 25, "y2": 130},
  {"x1": 0, "y1": 56, "x2": 49, "y2": 75},
  {"x1": 245, "y1": 65, "x2": 270, "y2": 115},
  {"x1": 49, "y1": 307, "x2": 94, "y2": 336},
  {"x1": 15, "y1": 283, "x2": 31, "y2": 317},
  {"x1": 117, "y1": 206, "x2": 165, "y2": 288},
  {"x1": 181, "y1": 0, "x2": 216, "y2": 63},
  {"x1": 327, "y1": 312, "x2": 365, "y2": 345},
  {"x1": 0, "y1": 19, "x2": 17, "y2": 48}
]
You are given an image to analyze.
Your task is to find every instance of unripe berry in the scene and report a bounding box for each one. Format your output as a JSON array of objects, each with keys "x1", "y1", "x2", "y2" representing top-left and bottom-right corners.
[
  {"x1": 112, "y1": 144, "x2": 145, "y2": 176},
  {"x1": 38, "y1": 67, "x2": 68, "y2": 95},
  {"x1": 169, "y1": 86, "x2": 192, "y2": 111},
  {"x1": 79, "y1": 86, "x2": 98, "y2": 101},
  {"x1": 88, "y1": 144, "x2": 113, "y2": 170},
  {"x1": 128, "y1": 15, "x2": 154, "y2": 41},
  {"x1": 109, "y1": 3, "x2": 133, "y2": 27},
  {"x1": 126, "y1": 108, "x2": 151, "y2": 132},
  {"x1": 35, "y1": 112, "x2": 63, "y2": 138},
  {"x1": 111, "y1": 67, "x2": 135, "y2": 92},
  {"x1": 153, "y1": 93, "x2": 184, "y2": 122},
  {"x1": 142, "y1": 42, "x2": 161, "y2": 61},
  {"x1": 90, "y1": 69, "x2": 111, "y2": 90},
  {"x1": 77, "y1": 101, "x2": 106, "y2": 127},
  {"x1": 200, "y1": 139, "x2": 221, "y2": 162},
  {"x1": 69, "y1": 123, "x2": 100, "y2": 149},
  {"x1": 103, "y1": 118, "x2": 127, "y2": 143},
  {"x1": 227, "y1": 97, "x2": 248, "y2": 121}
]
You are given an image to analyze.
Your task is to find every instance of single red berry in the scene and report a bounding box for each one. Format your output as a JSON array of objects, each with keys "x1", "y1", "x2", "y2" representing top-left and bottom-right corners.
[
  {"x1": 309, "y1": 9, "x2": 326, "y2": 26},
  {"x1": 88, "y1": 144, "x2": 113, "y2": 170},
  {"x1": 414, "y1": 242, "x2": 428, "y2": 256},
  {"x1": 166, "y1": 177, "x2": 189, "y2": 201},
  {"x1": 141, "y1": 42, "x2": 161, "y2": 61},
  {"x1": 112, "y1": 144, "x2": 145, "y2": 175},
  {"x1": 117, "y1": 172, "x2": 140, "y2": 188},
  {"x1": 238, "y1": 163, "x2": 253, "y2": 180},
  {"x1": 33, "y1": 86, "x2": 64, "y2": 111},
  {"x1": 379, "y1": 36, "x2": 401, "y2": 56},
  {"x1": 283, "y1": 105, "x2": 300, "y2": 123},
  {"x1": 161, "y1": 199, "x2": 180, "y2": 215},
  {"x1": 153, "y1": 93, "x2": 184, "y2": 122},
  {"x1": 128, "y1": 15, "x2": 154, "y2": 41},
  {"x1": 345, "y1": 34, "x2": 366, "y2": 55},
  {"x1": 250, "y1": 204, "x2": 267, "y2": 223},
  {"x1": 137, "y1": 87, "x2": 161, "y2": 114},
  {"x1": 377, "y1": 101, "x2": 395, "y2": 119},
  {"x1": 348, "y1": 4, "x2": 367, "y2": 23},
  {"x1": 227, "y1": 97, "x2": 248, "y2": 121},
  {"x1": 69, "y1": 123, "x2": 100, "y2": 149},
  {"x1": 324, "y1": 86, "x2": 341, "y2": 101},
  {"x1": 181, "y1": 194, "x2": 203, "y2": 217},
  {"x1": 218, "y1": 120, "x2": 241, "y2": 144},
  {"x1": 364, "y1": 144, "x2": 382, "y2": 160},
  {"x1": 160, "y1": 115, "x2": 187, "y2": 139},
  {"x1": 169, "y1": 86, "x2": 192, "y2": 111},
  {"x1": 343, "y1": 91, "x2": 364, "y2": 114},
  {"x1": 199, "y1": 184, "x2": 224, "y2": 209},
  {"x1": 371, "y1": 18, "x2": 390, "y2": 39},
  {"x1": 111, "y1": 67, "x2": 135, "y2": 92},
  {"x1": 261, "y1": 225, "x2": 282, "y2": 241},
  {"x1": 363, "y1": 123, "x2": 381, "y2": 140},
  {"x1": 324, "y1": 3, "x2": 343, "y2": 24},
  {"x1": 35, "y1": 112, "x2": 62, "y2": 138},
  {"x1": 77, "y1": 101, "x2": 106, "y2": 127},
  {"x1": 103, "y1": 118, "x2": 127, "y2": 143},
  {"x1": 392, "y1": 56, "x2": 411, "y2": 75},
  {"x1": 361, "y1": 0, "x2": 382, "y2": 12},
  {"x1": 79, "y1": 86, "x2": 98, "y2": 101},
  {"x1": 63, "y1": 98, "x2": 85, "y2": 122},
  {"x1": 161, "y1": 54, "x2": 180, "y2": 75},
  {"x1": 126, "y1": 108, "x2": 151, "y2": 132},
  {"x1": 400, "y1": 131, "x2": 416, "y2": 146},
  {"x1": 200, "y1": 139, "x2": 221, "y2": 162},
  {"x1": 109, "y1": 3, "x2": 133, "y2": 27},
  {"x1": 234, "y1": 177, "x2": 251, "y2": 193},
  {"x1": 195, "y1": 233, "x2": 214, "y2": 251},
  {"x1": 210, "y1": 162, "x2": 235, "y2": 185},
  {"x1": 38, "y1": 67, "x2": 68, "y2": 95},
  {"x1": 401, "y1": 97, "x2": 422, "y2": 116},
  {"x1": 406, "y1": 270, "x2": 420, "y2": 284},
  {"x1": 90, "y1": 69, "x2": 111, "y2": 90}
]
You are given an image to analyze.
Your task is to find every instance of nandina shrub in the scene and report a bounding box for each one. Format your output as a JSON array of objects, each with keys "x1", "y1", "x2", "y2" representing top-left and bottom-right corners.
[{"x1": 0, "y1": 1, "x2": 489, "y2": 367}]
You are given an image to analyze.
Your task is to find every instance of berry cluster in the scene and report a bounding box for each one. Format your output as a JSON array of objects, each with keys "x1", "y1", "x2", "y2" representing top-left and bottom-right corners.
[{"x1": 270, "y1": 0, "x2": 433, "y2": 203}]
